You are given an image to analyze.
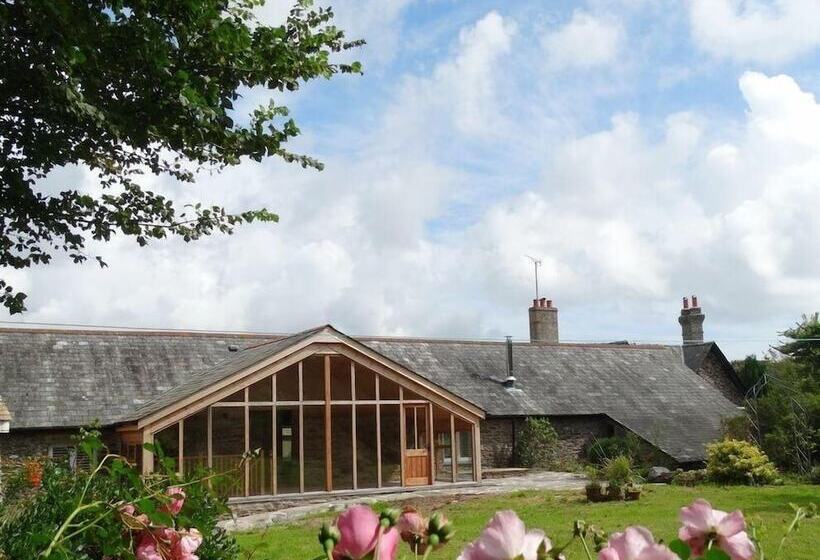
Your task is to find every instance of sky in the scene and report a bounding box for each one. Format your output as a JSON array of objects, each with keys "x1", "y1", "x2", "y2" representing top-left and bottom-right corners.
[{"x1": 8, "y1": 0, "x2": 820, "y2": 359}]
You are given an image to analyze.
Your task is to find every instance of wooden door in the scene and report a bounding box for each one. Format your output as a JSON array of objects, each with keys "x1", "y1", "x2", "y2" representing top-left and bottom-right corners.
[{"x1": 403, "y1": 405, "x2": 430, "y2": 486}]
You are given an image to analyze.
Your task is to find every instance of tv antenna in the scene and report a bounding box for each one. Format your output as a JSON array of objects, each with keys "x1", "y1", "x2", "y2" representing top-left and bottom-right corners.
[{"x1": 525, "y1": 255, "x2": 542, "y2": 300}]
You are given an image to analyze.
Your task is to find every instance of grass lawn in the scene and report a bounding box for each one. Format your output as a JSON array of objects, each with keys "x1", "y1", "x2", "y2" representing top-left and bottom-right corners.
[{"x1": 236, "y1": 484, "x2": 819, "y2": 559}]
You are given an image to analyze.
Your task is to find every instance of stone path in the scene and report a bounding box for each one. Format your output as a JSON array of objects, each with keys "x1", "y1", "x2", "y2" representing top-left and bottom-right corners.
[{"x1": 220, "y1": 471, "x2": 587, "y2": 532}]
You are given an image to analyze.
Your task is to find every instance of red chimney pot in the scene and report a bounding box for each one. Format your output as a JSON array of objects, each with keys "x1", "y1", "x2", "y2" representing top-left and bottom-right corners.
[
  {"x1": 692, "y1": 295, "x2": 698, "y2": 308},
  {"x1": 539, "y1": 297, "x2": 546, "y2": 308},
  {"x1": 682, "y1": 297, "x2": 689, "y2": 310},
  {"x1": 546, "y1": 299, "x2": 553, "y2": 308}
]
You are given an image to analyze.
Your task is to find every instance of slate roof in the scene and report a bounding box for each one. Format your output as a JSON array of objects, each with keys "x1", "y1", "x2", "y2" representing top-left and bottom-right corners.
[
  {"x1": 0, "y1": 326, "x2": 741, "y2": 462},
  {"x1": 683, "y1": 342, "x2": 746, "y2": 393},
  {"x1": 0, "y1": 328, "x2": 281, "y2": 428},
  {"x1": 365, "y1": 340, "x2": 740, "y2": 462}
]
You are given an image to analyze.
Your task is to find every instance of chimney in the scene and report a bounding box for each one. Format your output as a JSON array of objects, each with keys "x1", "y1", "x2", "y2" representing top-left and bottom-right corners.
[
  {"x1": 678, "y1": 295, "x2": 705, "y2": 345},
  {"x1": 503, "y1": 336, "x2": 516, "y2": 388},
  {"x1": 529, "y1": 298, "x2": 559, "y2": 343}
]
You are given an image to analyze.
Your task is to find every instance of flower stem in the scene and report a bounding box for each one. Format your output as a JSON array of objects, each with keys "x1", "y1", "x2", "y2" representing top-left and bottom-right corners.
[{"x1": 579, "y1": 533, "x2": 594, "y2": 560}]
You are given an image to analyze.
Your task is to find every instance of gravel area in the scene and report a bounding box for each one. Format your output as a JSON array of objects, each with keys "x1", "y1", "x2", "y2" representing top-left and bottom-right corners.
[{"x1": 220, "y1": 471, "x2": 587, "y2": 532}]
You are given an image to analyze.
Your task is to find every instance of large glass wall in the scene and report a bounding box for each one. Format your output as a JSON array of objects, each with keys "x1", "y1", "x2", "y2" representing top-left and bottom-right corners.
[{"x1": 148, "y1": 353, "x2": 479, "y2": 497}]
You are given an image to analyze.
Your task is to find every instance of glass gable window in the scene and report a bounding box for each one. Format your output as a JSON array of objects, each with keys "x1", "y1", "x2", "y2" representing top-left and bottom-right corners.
[{"x1": 147, "y1": 351, "x2": 479, "y2": 496}]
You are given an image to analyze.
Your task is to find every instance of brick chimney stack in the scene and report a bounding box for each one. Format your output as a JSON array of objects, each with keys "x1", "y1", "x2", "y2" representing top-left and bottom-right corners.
[
  {"x1": 529, "y1": 298, "x2": 559, "y2": 343},
  {"x1": 678, "y1": 295, "x2": 705, "y2": 345}
]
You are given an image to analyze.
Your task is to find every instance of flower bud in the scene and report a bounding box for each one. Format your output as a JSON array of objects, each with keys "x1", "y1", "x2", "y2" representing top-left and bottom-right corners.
[
  {"x1": 318, "y1": 523, "x2": 341, "y2": 555},
  {"x1": 379, "y1": 508, "x2": 400, "y2": 529}
]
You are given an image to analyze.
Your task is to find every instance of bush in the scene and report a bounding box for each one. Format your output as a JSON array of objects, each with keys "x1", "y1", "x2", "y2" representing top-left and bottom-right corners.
[
  {"x1": 706, "y1": 439, "x2": 779, "y2": 485},
  {"x1": 671, "y1": 469, "x2": 707, "y2": 487},
  {"x1": 603, "y1": 455, "x2": 635, "y2": 488},
  {"x1": 585, "y1": 437, "x2": 637, "y2": 465},
  {"x1": 515, "y1": 417, "x2": 559, "y2": 468},
  {"x1": 0, "y1": 427, "x2": 242, "y2": 560}
]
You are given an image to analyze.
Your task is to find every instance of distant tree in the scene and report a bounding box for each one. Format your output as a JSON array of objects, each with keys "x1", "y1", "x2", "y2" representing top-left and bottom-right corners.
[
  {"x1": 777, "y1": 313, "x2": 820, "y2": 382},
  {"x1": 740, "y1": 314, "x2": 820, "y2": 474},
  {"x1": 0, "y1": 0, "x2": 362, "y2": 313}
]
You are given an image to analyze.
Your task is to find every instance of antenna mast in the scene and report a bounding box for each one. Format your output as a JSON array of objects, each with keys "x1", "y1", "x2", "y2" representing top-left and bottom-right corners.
[{"x1": 525, "y1": 255, "x2": 542, "y2": 300}]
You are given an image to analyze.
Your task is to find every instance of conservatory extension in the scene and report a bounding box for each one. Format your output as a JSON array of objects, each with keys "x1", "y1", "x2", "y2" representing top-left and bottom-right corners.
[{"x1": 115, "y1": 327, "x2": 484, "y2": 499}]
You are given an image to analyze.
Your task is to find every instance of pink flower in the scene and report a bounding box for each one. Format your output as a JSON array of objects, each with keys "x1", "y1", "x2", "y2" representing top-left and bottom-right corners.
[
  {"x1": 679, "y1": 499, "x2": 755, "y2": 560},
  {"x1": 333, "y1": 505, "x2": 400, "y2": 560},
  {"x1": 135, "y1": 531, "x2": 164, "y2": 560},
  {"x1": 398, "y1": 508, "x2": 428, "y2": 552},
  {"x1": 172, "y1": 528, "x2": 203, "y2": 560},
  {"x1": 598, "y1": 527, "x2": 679, "y2": 560},
  {"x1": 119, "y1": 503, "x2": 149, "y2": 529},
  {"x1": 457, "y1": 510, "x2": 551, "y2": 560},
  {"x1": 164, "y1": 486, "x2": 186, "y2": 516}
]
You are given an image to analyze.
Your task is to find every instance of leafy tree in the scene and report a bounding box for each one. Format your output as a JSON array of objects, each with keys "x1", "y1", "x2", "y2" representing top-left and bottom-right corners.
[
  {"x1": 0, "y1": 0, "x2": 362, "y2": 313},
  {"x1": 738, "y1": 314, "x2": 820, "y2": 474}
]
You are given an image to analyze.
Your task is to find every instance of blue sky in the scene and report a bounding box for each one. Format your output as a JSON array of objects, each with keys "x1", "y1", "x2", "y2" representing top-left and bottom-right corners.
[{"x1": 14, "y1": 0, "x2": 820, "y2": 359}]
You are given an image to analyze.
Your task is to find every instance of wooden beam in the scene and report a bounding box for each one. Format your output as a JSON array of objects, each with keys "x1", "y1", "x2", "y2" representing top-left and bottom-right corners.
[
  {"x1": 178, "y1": 420, "x2": 184, "y2": 477},
  {"x1": 351, "y1": 361, "x2": 357, "y2": 490},
  {"x1": 271, "y1": 374, "x2": 277, "y2": 496},
  {"x1": 244, "y1": 404, "x2": 250, "y2": 497},
  {"x1": 375, "y1": 375, "x2": 382, "y2": 488},
  {"x1": 324, "y1": 355, "x2": 332, "y2": 492},
  {"x1": 450, "y1": 414, "x2": 457, "y2": 484},
  {"x1": 472, "y1": 422, "x2": 482, "y2": 482},
  {"x1": 428, "y1": 402, "x2": 435, "y2": 485},
  {"x1": 207, "y1": 407, "x2": 213, "y2": 491},
  {"x1": 141, "y1": 429, "x2": 153, "y2": 475},
  {"x1": 298, "y1": 361, "x2": 304, "y2": 493},
  {"x1": 399, "y1": 387, "x2": 406, "y2": 487}
]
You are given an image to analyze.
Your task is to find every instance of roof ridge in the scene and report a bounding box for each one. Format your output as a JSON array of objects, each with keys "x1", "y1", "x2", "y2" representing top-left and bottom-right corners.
[
  {"x1": 0, "y1": 326, "x2": 285, "y2": 338},
  {"x1": 361, "y1": 336, "x2": 674, "y2": 350}
]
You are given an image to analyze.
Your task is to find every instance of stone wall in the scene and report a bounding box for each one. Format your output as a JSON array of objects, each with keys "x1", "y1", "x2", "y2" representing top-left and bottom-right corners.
[
  {"x1": 481, "y1": 414, "x2": 616, "y2": 469},
  {"x1": 696, "y1": 350, "x2": 745, "y2": 405},
  {"x1": 0, "y1": 427, "x2": 120, "y2": 460}
]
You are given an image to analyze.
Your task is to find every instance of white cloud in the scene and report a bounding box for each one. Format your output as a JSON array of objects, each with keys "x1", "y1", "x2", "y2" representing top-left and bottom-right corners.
[
  {"x1": 10, "y1": 7, "x2": 820, "y2": 362},
  {"x1": 689, "y1": 0, "x2": 820, "y2": 64},
  {"x1": 542, "y1": 10, "x2": 623, "y2": 70}
]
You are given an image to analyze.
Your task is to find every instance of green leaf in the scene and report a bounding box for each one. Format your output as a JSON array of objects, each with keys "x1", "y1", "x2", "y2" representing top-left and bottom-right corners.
[
  {"x1": 703, "y1": 549, "x2": 731, "y2": 560},
  {"x1": 669, "y1": 539, "x2": 691, "y2": 560}
]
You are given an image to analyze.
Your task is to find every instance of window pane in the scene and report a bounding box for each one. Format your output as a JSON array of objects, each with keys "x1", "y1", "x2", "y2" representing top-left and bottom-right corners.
[
  {"x1": 154, "y1": 423, "x2": 179, "y2": 472},
  {"x1": 380, "y1": 404, "x2": 401, "y2": 487},
  {"x1": 454, "y1": 418, "x2": 474, "y2": 482},
  {"x1": 404, "y1": 388, "x2": 423, "y2": 401},
  {"x1": 249, "y1": 407, "x2": 273, "y2": 496},
  {"x1": 330, "y1": 356, "x2": 351, "y2": 400},
  {"x1": 356, "y1": 405, "x2": 378, "y2": 489},
  {"x1": 379, "y1": 376, "x2": 400, "y2": 400},
  {"x1": 303, "y1": 405, "x2": 326, "y2": 491},
  {"x1": 355, "y1": 366, "x2": 376, "y2": 400},
  {"x1": 249, "y1": 377, "x2": 273, "y2": 402},
  {"x1": 221, "y1": 389, "x2": 245, "y2": 402},
  {"x1": 433, "y1": 406, "x2": 452, "y2": 482},
  {"x1": 182, "y1": 410, "x2": 208, "y2": 475},
  {"x1": 302, "y1": 356, "x2": 325, "y2": 401},
  {"x1": 331, "y1": 405, "x2": 353, "y2": 490},
  {"x1": 211, "y1": 407, "x2": 245, "y2": 498},
  {"x1": 276, "y1": 407, "x2": 299, "y2": 493},
  {"x1": 276, "y1": 364, "x2": 299, "y2": 401}
]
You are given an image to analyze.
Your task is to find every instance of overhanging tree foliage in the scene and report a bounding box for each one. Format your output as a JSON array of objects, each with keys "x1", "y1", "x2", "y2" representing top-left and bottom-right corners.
[{"x1": 0, "y1": 0, "x2": 362, "y2": 313}]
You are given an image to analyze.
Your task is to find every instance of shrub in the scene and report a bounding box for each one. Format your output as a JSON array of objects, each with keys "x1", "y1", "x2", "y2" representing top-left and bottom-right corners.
[
  {"x1": 706, "y1": 439, "x2": 779, "y2": 485},
  {"x1": 0, "y1": 427, "x2": 242, "y2": 560},
  {"x1": 671, "y1": 469, "x2": 707, "y2": 487},
  {"x1": 515, "y1": 417, "x2": 559, "y2": 468},
  {"x1": 603, "y1": 455, "x2": 634, "y2": 488}
]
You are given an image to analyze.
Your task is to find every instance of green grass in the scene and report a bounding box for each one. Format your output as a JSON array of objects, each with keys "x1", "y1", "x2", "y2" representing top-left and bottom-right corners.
[{"x1": 236, "y1": 484, "x2": 819, "y2": 559}]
